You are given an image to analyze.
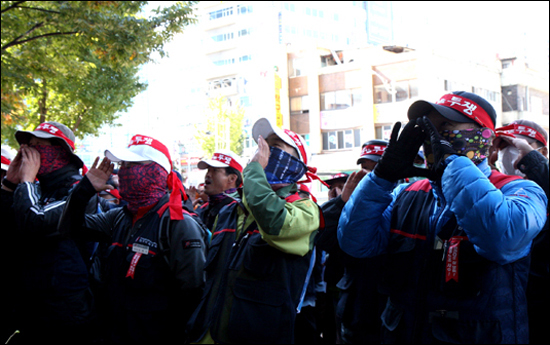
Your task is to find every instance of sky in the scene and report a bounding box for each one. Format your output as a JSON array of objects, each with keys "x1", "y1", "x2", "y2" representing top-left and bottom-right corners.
[{"x1": 392, "y1": 1, "x2": 549, "y2": 67}]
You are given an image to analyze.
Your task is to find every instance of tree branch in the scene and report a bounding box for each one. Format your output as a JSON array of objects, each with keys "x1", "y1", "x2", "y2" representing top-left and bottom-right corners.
[
  {"x1": 1, "y1": 1, "x2": 26, "y2": 13},
  {"x1": 1, "y1": 21, "x2": 44, "y2": 51},
  {"x1": 13, "y1": 5, "x2": 61, "y2": 14},
  {"x1": 2, "y1": 30, "x2": 77, "y2": 51}
]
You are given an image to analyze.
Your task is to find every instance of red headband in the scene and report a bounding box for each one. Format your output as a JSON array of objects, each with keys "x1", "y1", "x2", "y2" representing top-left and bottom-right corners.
[
  {"x1": 283, "y1": 129, "x2": 308, "y2": 165},
  {"x1": 282, "y1": 128, "x2": 329, "y2": 188},
  {"x1": 212, "y1": 152, "x2": 243, "y2": 172},
  {"x1": 436, "y1": 94, "x2": 494, "y2": 130},
  {"x1": 495, "y1": 124, "x2": 547, "y2": 147},
  {"x1": 128, "y1": 135, "x2": 172, "y2": 162},
  {"x1": 105, "y1": 189, "x2": 121, "y2": 200},
  {"x1": 1, "y1": 156, "x2": 11, "y2": 166},
  {"x1": 36, "y1": 123, "x2": 75, "y2": 150},
  {"x1": 361, "y1": 144, "x2": 386, "y2": 157}
]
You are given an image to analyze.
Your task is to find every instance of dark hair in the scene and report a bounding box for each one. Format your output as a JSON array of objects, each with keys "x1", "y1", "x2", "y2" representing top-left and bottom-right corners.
[{"x1": 225, "y1": 167, "x2": 243, "y2": 187}]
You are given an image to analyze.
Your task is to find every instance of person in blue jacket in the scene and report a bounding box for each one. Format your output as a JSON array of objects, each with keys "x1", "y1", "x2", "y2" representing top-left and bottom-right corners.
[{"x1": 338, "y1": 91, "x2": 547, "y2": 344}]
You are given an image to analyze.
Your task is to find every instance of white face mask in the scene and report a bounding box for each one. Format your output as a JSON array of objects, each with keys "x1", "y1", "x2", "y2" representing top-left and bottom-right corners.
[{"x1": 497, "y1": 145, "x2": 525, "y2": 177}]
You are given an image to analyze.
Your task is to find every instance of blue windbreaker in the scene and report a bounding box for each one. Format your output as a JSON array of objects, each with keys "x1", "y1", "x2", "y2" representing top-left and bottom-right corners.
[{"x1": 338, "y1": 156, "x2": 547, "y2": 265}]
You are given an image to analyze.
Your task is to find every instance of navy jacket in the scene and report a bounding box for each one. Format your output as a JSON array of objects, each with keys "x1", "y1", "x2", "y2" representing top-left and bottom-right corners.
[{"x1": 338, "y1": 157, "x2": 547, "y2": 343}]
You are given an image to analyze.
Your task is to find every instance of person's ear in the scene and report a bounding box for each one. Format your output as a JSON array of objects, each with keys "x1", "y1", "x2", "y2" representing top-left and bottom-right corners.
[
  {"x1": 540, "y1": 146, "x2": 548, "y2": 159},
  {"x1": 228, "y1": 173, "x2": 237, "y2": 187}
]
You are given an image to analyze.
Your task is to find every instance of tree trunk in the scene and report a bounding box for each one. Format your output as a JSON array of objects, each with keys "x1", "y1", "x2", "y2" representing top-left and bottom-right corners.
[{"x1": 73, "y1": 112, "x2": 84, "y2": 132}]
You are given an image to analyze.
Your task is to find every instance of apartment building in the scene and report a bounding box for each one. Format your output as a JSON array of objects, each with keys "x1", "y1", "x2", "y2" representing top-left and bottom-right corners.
[
  {"x1": 286, "y1": 45, "x2": 502, "y2": 176},
  {"x1": 500, "y1": 56, "x2": 549, "y2": 133}
]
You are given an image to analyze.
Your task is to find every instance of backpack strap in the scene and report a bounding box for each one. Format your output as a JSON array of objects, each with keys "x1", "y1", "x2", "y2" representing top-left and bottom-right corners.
[{"x1": 158, "y1": 210, "x2": 172, "y2": 267}]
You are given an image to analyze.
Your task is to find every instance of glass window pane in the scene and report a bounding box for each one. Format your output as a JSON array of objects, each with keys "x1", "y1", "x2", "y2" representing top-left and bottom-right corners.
[
  {"x1": 337, "y1": 131, "x2": 344, "y2": 149},
  {"x1": 375, "y1": 126, "x2": 382, "y2": 139},
  {"x1": 354, "y1": 129, "x2": 361, "y2": 147},
  {"x1": 345, "y1": 130, "x2": 353, "y2": 148},
  {"x1": 322, "y1": 132, "x2": 329, "y2": 150},
  {"x1": 409, "y1": 80, "x2": 418, "y2": 98},
  {"x1": 374, "y1": 85, "x2": 392, "y2": 104},
  {"x1": 395, "y1": 82, "x2": 409, "y2": 102},
  {"x1": 322, "y1": 92, "x2": 336, "y2": 110},
  {"x1": 329, "y1": 131, "x2": 337, "y2": 150},
  {"x1": 335, "y1": 90, "x2": 351, "y2": 109},
  {"x1": 352, "y1": 89, "x2": 362, "y2": 106}
]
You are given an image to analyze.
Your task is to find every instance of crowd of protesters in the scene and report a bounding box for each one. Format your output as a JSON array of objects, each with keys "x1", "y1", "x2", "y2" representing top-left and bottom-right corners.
[{"x1": 1, "y1": 91, "x2": 548, "y2": 344}]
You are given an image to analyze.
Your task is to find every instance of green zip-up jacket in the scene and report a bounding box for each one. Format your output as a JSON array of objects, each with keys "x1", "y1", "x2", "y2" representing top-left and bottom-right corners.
[
  {"x1": 242, "y1": 161, "x2": 320, "y2": 255},
  {"x1": 187, "y1": 161, "x2": 321, "y2": 344}
]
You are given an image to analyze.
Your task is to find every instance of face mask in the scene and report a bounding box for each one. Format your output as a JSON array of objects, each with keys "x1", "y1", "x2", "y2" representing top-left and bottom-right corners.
[
  {"x1": 423, "y1": 128, "x2": 494, "y2": 169},
  {"x1": 264, "y1": 147, "x2": 307, "y2": 185},
  {"x1": 118, "y1": 162, "x2": 168, "y2": 213},
  {"x1": 497, "y1": 146, "x2": 525, "y2": 177},
  {"x1": 32, "y1": 145, "x2": 71, "y2": 176}
]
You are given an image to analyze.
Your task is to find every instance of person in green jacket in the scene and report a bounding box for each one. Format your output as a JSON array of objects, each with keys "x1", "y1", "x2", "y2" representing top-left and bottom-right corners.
[{"x1": 186, "y1": 118, "x2": 325, "y2": 344}]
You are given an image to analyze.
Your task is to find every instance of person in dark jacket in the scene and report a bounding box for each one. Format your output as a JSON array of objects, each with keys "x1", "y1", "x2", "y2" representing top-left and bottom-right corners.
[
  {"x1": 338, "y1": 91, "x2": 547, "y2": 344},
  {"x1": 317, "y1": 147, "x2": 388, "y2": 344},
  {"x1": 195, "y1": 150, "x2": 244, "y2": 231},
  {"x1": 1, "y1": 122, "x2": 96, "y2": 344},
  {"x1": 59, "y1": 134, "x2": 207, "y2": 344},
  {"x1": 493, "y1": 119, "x2": 549, "y2": 344}
]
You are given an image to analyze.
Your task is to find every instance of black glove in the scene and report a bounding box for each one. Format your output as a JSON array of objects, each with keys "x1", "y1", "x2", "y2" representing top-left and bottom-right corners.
[
  {"x1": 416, "y1": 116, "x2": 459, "y2": 180},
  {"x1": 374, "y1": 120, "x2": 433, "y2": 182}
]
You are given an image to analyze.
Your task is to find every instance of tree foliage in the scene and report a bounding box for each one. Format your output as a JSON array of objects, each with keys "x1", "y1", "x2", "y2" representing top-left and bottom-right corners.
[
  {"x1": 1, "y1": 1, "x2": 197, "y2": 147},
  {"x1": 195, "y1": 96, "x2": 245, "y2": 158}
]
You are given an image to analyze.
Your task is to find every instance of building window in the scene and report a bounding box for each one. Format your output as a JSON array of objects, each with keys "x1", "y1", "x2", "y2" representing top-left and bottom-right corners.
[
  {"x1": 288, "y1": 57, "x2": 306, "y2": 77},
  {"x1": 208, "y1": 78, "x2": 236, "y2": 91},
  {"x1": 236, "y1": 5, "x2": 253, "y2": 15},
  {"x1": 375, "y1": 125, "x2": 392, "y2": 140},
  {"x1": 211, "y1": 32, "x2": 234, "y2": 42},
  {"x1": 239, "y1": 55, "x2": 252, "y2": 63},
  {"x1": 374, "y1": 79, "x2": 418, "y2": 104},
  {"x1": 240, "y1": 96, "x2": 251, "y2": 107},
  {"x1": 409, "y1": 79, "x2": 419, "y2": 98},
  {"x1": 290, "y1": 95, "x2": 310, "y2": 113},
  {"x1": 322, "y1": 129, "x2": 361, "y2": 151},
  {"x1": 238, "y1": 28, "x2": 253, "y2": 37},
  {"x1": 209, "y1": 7, "x2": 233, "y2": 20},
  {"x1": 321, "y1": 89, "x2": 362, "y2": 111},
  {"x1": 213, "y1": 58, "x2": 235, "y2": 66},
  {"x1": 352, "y1": 88, "x2": 363, "y2": 107}
]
